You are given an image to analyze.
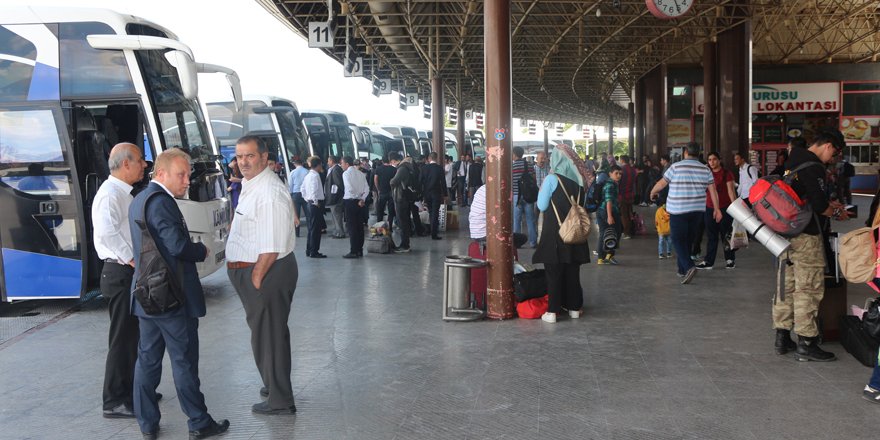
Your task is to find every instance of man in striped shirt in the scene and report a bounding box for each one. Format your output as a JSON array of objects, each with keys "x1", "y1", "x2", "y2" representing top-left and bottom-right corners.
[{"x1": 650, "y1": 142, "x2": 721, "y2": 284}]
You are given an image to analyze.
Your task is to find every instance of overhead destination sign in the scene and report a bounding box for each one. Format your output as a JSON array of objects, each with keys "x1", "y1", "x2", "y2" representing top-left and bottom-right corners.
[{"x1": 694, "y1": 82, "x2": 840, "y2": 115}]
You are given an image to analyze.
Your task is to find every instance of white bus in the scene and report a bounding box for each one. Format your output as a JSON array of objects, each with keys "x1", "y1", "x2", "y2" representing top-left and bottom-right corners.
[
  {"x1": 0, "y1": 7, "x2": 241, "y2": 301},
  {"x1": 207, "y1": 95, "x2": 312, "y2": 181}
]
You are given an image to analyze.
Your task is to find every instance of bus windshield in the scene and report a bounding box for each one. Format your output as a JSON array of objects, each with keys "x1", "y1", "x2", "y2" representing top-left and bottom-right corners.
[
  {"x1": 272, "y1": 103, "x2": 310, "y2": 162},
  {"x1": 331, "y1": 125, "x2": 355, "y2": 159},
  {"x1": 135, "y1": 49, "x2": 213, "y2": 163}
]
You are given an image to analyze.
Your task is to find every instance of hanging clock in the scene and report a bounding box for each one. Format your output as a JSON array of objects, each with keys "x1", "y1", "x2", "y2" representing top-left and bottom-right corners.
[{"x1": 646, "y1": 0, "x2": 694, "y2": 19}]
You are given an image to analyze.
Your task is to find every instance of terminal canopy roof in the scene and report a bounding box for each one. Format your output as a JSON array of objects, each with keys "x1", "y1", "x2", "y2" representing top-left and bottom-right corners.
[{"x1": 257, "y1": 0, "x2": 880, "y2": 126}]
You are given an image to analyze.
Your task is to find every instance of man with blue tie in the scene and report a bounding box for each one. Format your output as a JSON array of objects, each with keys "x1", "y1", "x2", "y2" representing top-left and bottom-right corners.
[{"x1": 129, "y1": 149, "x2": 229, "y2": 440}]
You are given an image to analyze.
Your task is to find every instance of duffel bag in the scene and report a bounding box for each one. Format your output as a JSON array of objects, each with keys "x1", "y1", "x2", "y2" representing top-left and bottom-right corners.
[
  {"x1": 516, "y1": 295, "x2": 548, "y2": 319},
  {"x1": 840, "y1": 315, "x2": 879, "y2": 367},
  {"x1": 366, "y1": 235, "x2": 393, "y2": 254},
  {"x1": 513, "y1": 269, "x2": 547, "y2": 302}
]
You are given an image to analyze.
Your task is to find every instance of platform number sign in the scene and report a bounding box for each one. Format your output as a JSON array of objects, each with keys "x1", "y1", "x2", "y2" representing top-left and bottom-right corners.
[
  {"x1": 343, "y1": 57, "x2": 364, "y2": 77},
  {"x1": 464, "y1": 109, "x2": 473, "y2": 120},
  {"x1": 376, "y1": 78, "x2": 391, "y2": 95},
  {"x1": 406, "y1": 93, "x2": 419, "y2": 107},
  {"x1": 308, "y1": 21, "x2": 335, "y2": 48}
]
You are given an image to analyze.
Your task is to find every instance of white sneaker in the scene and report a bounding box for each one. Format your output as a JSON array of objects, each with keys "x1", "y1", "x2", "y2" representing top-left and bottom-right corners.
[
  {"x1": 568, "y1": 310, "x2": 581, "y2": 319},
  {"x1": 541, "y1": 312, "x2": 557, "y2": 323}
]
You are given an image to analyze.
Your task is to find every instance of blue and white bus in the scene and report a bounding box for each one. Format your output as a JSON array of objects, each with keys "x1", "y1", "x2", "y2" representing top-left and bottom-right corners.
[{"x1": 0, "y1": 7, "x2": 241, "y2": 301}]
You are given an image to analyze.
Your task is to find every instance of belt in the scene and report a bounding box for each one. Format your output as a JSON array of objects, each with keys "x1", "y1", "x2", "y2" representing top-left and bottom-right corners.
[
  {"x1": 104, "y1": 258, "x2": 122, "y2": 264},
  {"x1": 227, "y1": 261, "x2": 256, "y2": 270}
]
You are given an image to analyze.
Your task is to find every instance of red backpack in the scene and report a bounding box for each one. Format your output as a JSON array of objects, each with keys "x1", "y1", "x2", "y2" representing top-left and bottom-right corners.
[{"x1": 748, "y1": 162, "x2": 821, "y2": 237}]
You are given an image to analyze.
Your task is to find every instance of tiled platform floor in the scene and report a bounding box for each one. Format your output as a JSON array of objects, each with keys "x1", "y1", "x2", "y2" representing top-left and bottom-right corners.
[{"x1": 0, "y1": 200, "x2": 878, "y2": 440}]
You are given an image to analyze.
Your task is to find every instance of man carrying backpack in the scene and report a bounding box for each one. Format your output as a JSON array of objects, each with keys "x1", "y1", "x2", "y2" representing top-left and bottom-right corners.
[
  {"x1": 772, "y1": 131, "x2": 849, "y2": 361},
  {"x1": 512, "y1": 147, "x2": 538, "y2": 248}
]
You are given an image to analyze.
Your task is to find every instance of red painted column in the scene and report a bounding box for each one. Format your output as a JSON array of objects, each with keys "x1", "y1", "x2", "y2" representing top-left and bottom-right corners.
[
  {"x1": 484, "y1": 0, "x2": 514, "y2": 319},
  {"x1": 432, "y1": 77, "x2": 445, "y2": 160}
]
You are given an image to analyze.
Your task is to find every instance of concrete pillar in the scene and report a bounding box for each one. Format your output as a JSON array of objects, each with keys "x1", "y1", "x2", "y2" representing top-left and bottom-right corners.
[
  {"x1": 456, "y1": 83, "x2": 466, "y2": 157},
  {"x1": 432, "y1": 77, "x2": 445, "y2": 161},
  {"x1": 702, "y1": 41, "x2": 717, "y2": 154},
  {"x1": 642, "y1": 64, "x2": 667, "y2": 157},
  {"x1": 484, "y1": 0, "x2": 514, "y2": 319},
  {"x1": 628, "y1": 102, "x2": 635, "y2": 159},
  {"x1": 543, "y1": 123, "x2": 549, "y2": 156},
  {"x1": 716, "y1": 21, "x2": 751, "y2": 167},
  {"x1": 635, "y1": 79, "x2": 646, "y2": 159}
]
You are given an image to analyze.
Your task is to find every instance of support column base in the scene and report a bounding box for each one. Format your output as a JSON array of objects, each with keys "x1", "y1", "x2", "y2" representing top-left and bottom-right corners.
[{"x1": 486, "y1": 287, "x2": 515, "y2": 320}]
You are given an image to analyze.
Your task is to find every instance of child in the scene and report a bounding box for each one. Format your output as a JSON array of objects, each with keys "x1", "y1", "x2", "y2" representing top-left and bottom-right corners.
[
  {"x1": 655, "y1": 204, "x2": 672, "y2": 259},
  {"x1": 597, "y1": 165, "x2": 622, "y2": 265}
]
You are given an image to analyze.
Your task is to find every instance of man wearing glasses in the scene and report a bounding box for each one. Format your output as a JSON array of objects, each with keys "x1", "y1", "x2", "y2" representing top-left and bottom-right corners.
[{"x1": 772, "y1": 130, "x2": 848, "y2": 362}]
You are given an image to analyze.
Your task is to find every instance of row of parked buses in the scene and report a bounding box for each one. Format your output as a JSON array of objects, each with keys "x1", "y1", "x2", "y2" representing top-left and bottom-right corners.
[
  {"x1": 204, "y1": 96, "x2": 487, "y2": 186},
  {"x1": 0, "y1": 7, "x2": 485, "y2": 302}
]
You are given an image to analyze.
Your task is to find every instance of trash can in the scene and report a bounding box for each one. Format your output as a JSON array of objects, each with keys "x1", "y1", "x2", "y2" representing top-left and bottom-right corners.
[{"x1": 442, "y1": 256, "x2": 487, "y2": 321}]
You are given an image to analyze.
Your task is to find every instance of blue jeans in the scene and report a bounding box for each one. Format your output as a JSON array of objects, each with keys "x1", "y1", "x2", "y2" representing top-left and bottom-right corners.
[
  {"x1": 669, "y1": 211, "x2": 703, "y2": 275},
  {"x1": 658, "y1": 235, "x2": 671, "y2": 255},
  {"x1": 291, "y1": 192, "x2": 308, "y2": 237},
  {"x1": 513, "y1": 194, "x2": 537, "y2": 246},
  {"x1": 870, "y1": 356, "x2": 880, "y2": 389}
]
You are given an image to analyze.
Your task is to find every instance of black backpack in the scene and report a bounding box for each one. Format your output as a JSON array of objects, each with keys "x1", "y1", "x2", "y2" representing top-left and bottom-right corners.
[
  {"x1": 585, "y1": 179, "x2": 606, "y2": 213},
  {"x1": 404, "y1": 165, "x2": 423, "y2": 202},
  {"x1": 131, "y1": 191, "x2": 186, "y2": 315},
  {"x1": 518, "y1": 165, "x2": 538, "y2": 203}
]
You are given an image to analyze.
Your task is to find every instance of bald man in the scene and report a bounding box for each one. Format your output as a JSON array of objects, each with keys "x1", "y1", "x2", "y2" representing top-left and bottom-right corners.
[{"x1": 93, "y1": 143, "x2": 147, "y2": 418}]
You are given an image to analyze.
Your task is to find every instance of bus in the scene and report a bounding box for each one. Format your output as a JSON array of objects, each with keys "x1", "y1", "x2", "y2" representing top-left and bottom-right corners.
[
  {"x1": 302, "y1": 110, "x2": 356, "y2": 163},
  {"x1": 376, "y1": 125, "x2": 422, "y2": 158},
  {"x1": 207, "y1": 95, "x2": 312, "y2": 182},
  {"x1": 0, "y1": 7, "x2": 240, "y2": 301}
]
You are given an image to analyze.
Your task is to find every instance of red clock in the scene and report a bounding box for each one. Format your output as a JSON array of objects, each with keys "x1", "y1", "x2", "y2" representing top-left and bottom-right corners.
[{"x1": 646, "y1": 0, "x2": 694, "y2": 19}]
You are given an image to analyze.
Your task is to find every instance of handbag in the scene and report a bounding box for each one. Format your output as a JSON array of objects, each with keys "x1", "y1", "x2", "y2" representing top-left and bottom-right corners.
[
  {"x1": 513, "y1": 269, "x2": 547, "y2": 302},
  {"x1": 863, "y1": 297, "x2": 880, "y2": 340},
  {"x1": 550, "y1": 178, "x2": 591, "y2": 245},
  {"x1": 131, "y1": 191, "x2": 186, "y2": 315}
]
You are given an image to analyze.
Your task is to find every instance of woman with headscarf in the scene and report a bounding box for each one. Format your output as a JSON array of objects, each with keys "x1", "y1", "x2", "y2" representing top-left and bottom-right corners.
[{"x1": 532, "y1": 145, "x2": 593, "y2": 323}]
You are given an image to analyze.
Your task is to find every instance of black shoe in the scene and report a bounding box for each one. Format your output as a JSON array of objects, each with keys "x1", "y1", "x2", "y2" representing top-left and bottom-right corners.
[
  {"x1": 431, "y1": 236, "x2": 442, "y2": 240},
  {"x1": 343, "y1": 253, "x2": 358, "y2": 259},
  {"x1": 142, "y1": 428, "x2": 159, "y2": 440},
  {"x1": 356, "y1": 252, "x2": 363, "y2": 257},
  {"x1": 393, "y1": 247, "x2": 411, "y2": 253},
  {"x1": 252, "y1": 401, "x2": 297, "y2": 415},
  {"x1": 774, "y1": 329, "x2": 797, "y2": 355},
  {"x1": 260, "y1": 386, "x2": 269, "y2": 398},
  {"x1": 795, "y1": 335, "x2": 836, "y2": 362},
  {"x1": 103, "y1": 403, "x2": 135, "y2": 419},
  {"x1": 310, "y1": 253, "x2": 327, "y2": 258},
  {"x1": 189, "y1": 419, "x2": 229, "y2": 439}
]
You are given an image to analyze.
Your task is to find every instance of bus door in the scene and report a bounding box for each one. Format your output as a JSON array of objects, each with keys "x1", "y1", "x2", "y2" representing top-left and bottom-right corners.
[
  {"x1": 0, "y1": 104, "x2": 85, "y2": 301},
  {"x1": 66, "y1": 100, "x2": 149, "y2": 289}
]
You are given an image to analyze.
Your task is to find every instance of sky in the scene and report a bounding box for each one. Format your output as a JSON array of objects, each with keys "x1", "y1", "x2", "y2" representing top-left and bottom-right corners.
[{"x1": 7, "y1": 0, "x2": 615, "y2": 140}]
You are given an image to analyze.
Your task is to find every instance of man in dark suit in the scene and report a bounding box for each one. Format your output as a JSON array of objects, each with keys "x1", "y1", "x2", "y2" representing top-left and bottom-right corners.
[
  {"x1": 129, "y1": 149, "x2": 229, "y2": 440},
  {"x1": 420, "y1": 152, "x2": 448, "y2": 240},
  {"x1": 323, "y1": 156, "x2": 346, "y2": 238},
  {"x1": 467, "y1": 156, "x2": 484, "y2": 202}
]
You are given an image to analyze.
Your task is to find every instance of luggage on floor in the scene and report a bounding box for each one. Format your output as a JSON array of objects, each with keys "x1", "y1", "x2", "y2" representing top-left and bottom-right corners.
[
  {"x1": 468, "y1": 241, "x2": 488, "y2": 309},
  {"x1": 837, "y1": 210, "x2": 880, "y2": 284},
  {"x1": 840, "y1": 315, "x2": 879, "y2": 367},
  {"x1": 513, "y1": 269, "x2": 547, "y2": 302},
  {"x1": 366, "y1": 235, "x2": 394, "y2": 254},
  {"x1": 516, "y1": 295, "x2": 548, "y2": 319}
]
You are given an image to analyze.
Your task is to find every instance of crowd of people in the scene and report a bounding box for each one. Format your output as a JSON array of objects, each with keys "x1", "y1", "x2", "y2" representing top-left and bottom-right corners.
[{"x1": 91, "y1": 128, "x2": 873, "y2": 440}]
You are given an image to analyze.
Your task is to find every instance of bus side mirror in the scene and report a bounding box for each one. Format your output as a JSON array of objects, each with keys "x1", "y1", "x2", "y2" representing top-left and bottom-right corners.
[
  {"x1": 165, "y1": 50, "x2": 198, "y2": 100},
  {"x1": 196, "y1": 63, "x2": 243, "y2": 112}
]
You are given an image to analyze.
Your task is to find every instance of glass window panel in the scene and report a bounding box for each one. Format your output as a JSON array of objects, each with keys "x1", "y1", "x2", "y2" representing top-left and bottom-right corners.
[
  {"x1": 0, "y1": 108, "x2": 71, "y2": 196},
  {"x1": 59, "y1": 22, "x2": 134, "y2": 97}
]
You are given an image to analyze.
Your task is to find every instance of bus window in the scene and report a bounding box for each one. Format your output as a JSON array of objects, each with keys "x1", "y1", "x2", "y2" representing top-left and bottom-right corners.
[
  {"x1": 0, "y1": 108, "x2": 71, "y2": 197},
  {"x1": 0, "y1": 26, "x2": 39, "y2": 102},
  {"x1": 59, "y1": 22, "x2": 135, "y2": 97},
  {"x1": 333, "y1": 125, "x2": 355, "y2": 159},
  {"x1": 135, "y1": 49, "x2": 211, "y2": 162}
]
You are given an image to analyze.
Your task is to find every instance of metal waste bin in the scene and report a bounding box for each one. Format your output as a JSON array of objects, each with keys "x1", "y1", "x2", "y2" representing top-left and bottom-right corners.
[{"x1": 442, "y1": 256, "x2": 487, "y2": 321}]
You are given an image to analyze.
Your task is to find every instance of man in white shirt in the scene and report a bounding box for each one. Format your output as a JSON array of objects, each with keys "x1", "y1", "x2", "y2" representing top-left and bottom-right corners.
[
  {"x1": 735, "y1": 152, "x2": 759, "y2": 203},
  {"x1": 341, "y1": 156, "x2": 369, "y2": 258},
  {"x1": 226, "y1": 135, "x2": 299, "y2": 415},
  {"x1": 93, "y1": 143, "x2": 147, "y2": 419},
  {"x1": 301, "y1": 157, "x2": 326, "y2": 258},
  {"x1": 469, "y1": 184, "x2": 487, "y2": 241}
]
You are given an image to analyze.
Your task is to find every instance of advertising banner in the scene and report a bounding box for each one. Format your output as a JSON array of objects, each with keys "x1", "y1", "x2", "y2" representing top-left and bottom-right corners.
[{"x1": 694, "y1": 83, "x2": 840, "y2": 115}]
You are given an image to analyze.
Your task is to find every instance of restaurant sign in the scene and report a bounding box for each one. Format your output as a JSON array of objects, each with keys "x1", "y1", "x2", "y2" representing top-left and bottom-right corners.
[{"x1": 694, "y1": 82, "x2": 839, "y2": 114}]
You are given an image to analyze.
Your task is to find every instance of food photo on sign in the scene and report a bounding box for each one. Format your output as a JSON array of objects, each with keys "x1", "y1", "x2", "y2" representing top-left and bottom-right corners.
[{"x1": 841, "y1": 116, "x2": 880, "y2": 141}]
